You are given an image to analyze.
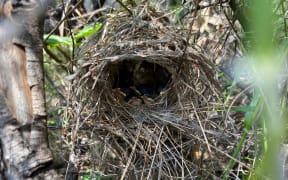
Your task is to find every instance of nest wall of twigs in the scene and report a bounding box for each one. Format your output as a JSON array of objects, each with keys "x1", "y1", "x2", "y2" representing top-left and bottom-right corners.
[{"x1": 68, "y1": 4, "x2": 242, "y2": 179}]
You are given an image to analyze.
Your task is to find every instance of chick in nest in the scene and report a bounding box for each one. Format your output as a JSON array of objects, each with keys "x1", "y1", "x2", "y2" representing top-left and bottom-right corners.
[
  {"x1": 128, "y1": 96, "x2": 142, "y2": 106},
  {"x1": 112, "y1": 88, "x2": 126, "y2": 102},
  {"x1": 133, "y1": 61, "x2": 156, "y2": 85},
  {"x1": 132, "y1": 61, "x2": 158, "y2": 98}
]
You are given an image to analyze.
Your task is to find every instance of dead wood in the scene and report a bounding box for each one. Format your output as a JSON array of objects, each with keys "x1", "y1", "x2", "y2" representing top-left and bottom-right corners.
[{"x1": 0, "y1": 0, "x2": 63, "y2": 179}]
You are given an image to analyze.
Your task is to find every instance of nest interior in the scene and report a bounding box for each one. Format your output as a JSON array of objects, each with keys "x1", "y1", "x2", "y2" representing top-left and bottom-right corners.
[
  {"x1": 68, "y1": 4, "x2": 247, "y2": 179},
  {"x1": 109, "y1": 59, "x2": 171, "y2": 102}
]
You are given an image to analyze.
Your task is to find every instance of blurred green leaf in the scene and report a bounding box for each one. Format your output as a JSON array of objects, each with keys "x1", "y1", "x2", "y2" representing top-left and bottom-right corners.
[
  {"x1": 230, "y1": 105, "x2": 256, "y2": 112},
  {"x1": 44, "y1": 23, "x2": 102, "y2": 47},
  {"x1": 244, "y1": 92, "x2": 262, "y2": 130},
  {"x1": 47, "y1": 119, "x2": 57, "y2": 126},
  {"x1": 44, "y1": 34, "x2": 72, "y2": 46},
  {"x1": 82, "y1": 174, "x2": 90, "y2": 180},
  {"x1": 75, "y1": 23, "x2": 102, "y2": 41}
]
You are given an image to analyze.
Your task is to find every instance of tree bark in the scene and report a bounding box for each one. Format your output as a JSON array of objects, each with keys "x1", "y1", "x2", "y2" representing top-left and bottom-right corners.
[{"x1": 0, "y1": 0, "x2": 62, "y2": 179}]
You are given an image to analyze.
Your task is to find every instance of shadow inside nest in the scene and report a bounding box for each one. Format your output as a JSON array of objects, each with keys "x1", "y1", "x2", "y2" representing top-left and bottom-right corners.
[{"x1": 109, "y1": 59, "x2": 171, "y2": 105}]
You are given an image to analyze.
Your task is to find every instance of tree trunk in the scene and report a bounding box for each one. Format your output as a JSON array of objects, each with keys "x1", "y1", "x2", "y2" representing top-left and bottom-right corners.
[{"x1": 0, "y1": 0, "x2": 62, "y2": 179}]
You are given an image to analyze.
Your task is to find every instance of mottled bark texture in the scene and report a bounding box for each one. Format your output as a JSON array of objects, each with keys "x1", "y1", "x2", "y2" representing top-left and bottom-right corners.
[{"x1": 0, "y1": 0, "x2": 61, "y2": 179}]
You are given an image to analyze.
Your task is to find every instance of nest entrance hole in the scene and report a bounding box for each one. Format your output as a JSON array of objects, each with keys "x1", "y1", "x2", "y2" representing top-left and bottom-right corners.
[{"x1": 110, "y1": 60, "x2": 171, "y2": 102}]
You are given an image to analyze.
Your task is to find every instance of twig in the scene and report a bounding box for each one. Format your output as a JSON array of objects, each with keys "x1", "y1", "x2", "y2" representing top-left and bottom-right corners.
[
  {"x1": 147, "y1": 126, "x2": 164, "y2": 180},
  {"x1": 115, "y1": 0, "x2": 133, "y2": 16},
  {"x1": 120, "y1": 123, "x2": 142, "y2": 180},
  {"x1": 45, "y1": 0, "x2": 83, "y2": 41},
  {"x1": 176, "y1": 0, "x2": 201, "y2": 74},
  {"x1": 60, "y1": 0, "x2": 75, "y2": 72}
]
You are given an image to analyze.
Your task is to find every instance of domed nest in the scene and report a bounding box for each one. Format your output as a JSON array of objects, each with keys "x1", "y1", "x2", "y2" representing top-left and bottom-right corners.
[{"x1": 68, "y1": 4, "x2": 238, "y2": 179}]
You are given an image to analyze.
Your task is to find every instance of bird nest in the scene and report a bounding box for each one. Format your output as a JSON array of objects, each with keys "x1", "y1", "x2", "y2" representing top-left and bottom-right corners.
[{"x1": 68, "y1": 5, "x2": 239, "y2": 179}]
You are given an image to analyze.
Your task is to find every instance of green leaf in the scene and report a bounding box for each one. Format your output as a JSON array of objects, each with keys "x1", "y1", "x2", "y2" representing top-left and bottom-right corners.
[
  {"x1": 82, "y1": 174, "x2": 90, "y2": 180},
  {"x1": 244, "y1": 92, "x2": 262, "y2": 130},
  {"x1": 47, "y1": 119, "x2": 57, "y2": 126},
  {"x1": 74, "y1": 23, "x2": 102, "y2": 41},
  {"x1": 44, "y1": 23, "x2": 102, "y2": 47},
  {"x1": 44, "y1": 34, "x2": 72, "y2": 46},
  {"x1": 230, "y1": 106, "x2": 256, "y2": 112}
]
